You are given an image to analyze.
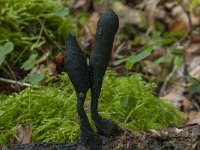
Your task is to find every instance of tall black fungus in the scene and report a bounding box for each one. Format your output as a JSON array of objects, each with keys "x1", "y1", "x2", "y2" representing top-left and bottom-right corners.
[
  {"x1": 65, "y1": 10, "x2": 121, "y2": 149},
  {"x1": 89, "y1": 11, "x2": 120, "y2": 136}
]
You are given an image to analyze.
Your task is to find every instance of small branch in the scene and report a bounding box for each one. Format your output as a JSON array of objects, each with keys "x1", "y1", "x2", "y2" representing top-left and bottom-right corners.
[
  {"x1": 12, "y1": 45, "x2": 29, "y2": 68},
  {"x1": 36, "y1": 17, "x2": 62, "y2": 51},
  {"x1": 159, "y1": 66, "x2": 177, "y2": 97},
  {"x1": 0, "y1": 77, "x2": 31, "y2": 87}
]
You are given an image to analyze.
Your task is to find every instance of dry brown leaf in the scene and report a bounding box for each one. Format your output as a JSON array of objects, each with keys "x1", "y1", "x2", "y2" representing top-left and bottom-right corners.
[
  {"x1": 41, "y1": 43, "x2": 52, "y2": 53},
  {"x1": 187, "y1": 111, "x2": 200, "y2": 125},
  {"x1": 169, "y1": 5, "x2": 188, "y2": 32},
  {"x1": 171, "y1": 5, "x2": 185, "y2": 17},
  {"x1": 190, "y1": 12, "x2": 200, "y2": 27},
  {"x1": 182, "y1": 98, "x2": 192, "y2": 112},
  {"x1": 82, "y1": 25, "x2": 93, "y2": 49},
  {"x1": 81, "y1": 12, "x2": 100, "y2": 51},
  {"x1": 186, "y1": 43, "x2": 200, "y2": 53},
  {"x1": 144, "y1": 0, "x2": 162, "y2": 33},
  {"x1": 68, "y1": 0, "x2": 92, "y2": 11},
  {"x1": 160, "y1": 92, "x2": 186, "y2": 109},
  {"x1": 185, "y1": 32, "x2": 200, "y2": 60},
  {"x1": 93, "y1": 0, "x2": 113, "y2": 13},
  {"x1": 16, "y1": 124, "x2": 32, "y2": 144},
  {"x1": 186, "y1": 57, "x2": 200, "y2": 72},
  {"x1": 54, "y1": 52, "x2": 64, "y2": 73},
  {"x1": 113, "y1": 42, "x2": 127, "y2": 60},
  {"x1": 190, "y1": 29, "x2": 200, "y2": 42},
  {"x1": 55, "y1": 52, "x2": 64, "y2": 65},
  {"x1": 35, "y1": 50, "x2": 51, "y2": 65},
  {"x1": 87, "y1": 12, "x2": 99, "y2": 35},
  {"x1": 169, "y1": 20, "x2": 188, "y2": 32},
  {"x1": 169, "y1": 4, "x2": 200, "y2": 32},
  {"x1": 112, "y1": 1, "x2": 142, "y2": 26},
  {"x1": 146, "y1": 49, "x2": 165, "y2": 61},
  {"x1": 143, "y1": 60, "x2": 162, "y2": 76},
  {"x1": 48, "y1": 62, "x2": 57, "y2": 76},
  {"x1": 30, "y1": 48, "x2": 54, "y2": 75},
  {"x1": 189, "y1": 66, "x2": 200, "y2": 81}
]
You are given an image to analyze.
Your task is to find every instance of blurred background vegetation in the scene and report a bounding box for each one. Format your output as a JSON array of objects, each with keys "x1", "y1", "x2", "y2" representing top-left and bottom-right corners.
[{"x1": 0, "y1": 0, "x2": 200, "y2": 146}]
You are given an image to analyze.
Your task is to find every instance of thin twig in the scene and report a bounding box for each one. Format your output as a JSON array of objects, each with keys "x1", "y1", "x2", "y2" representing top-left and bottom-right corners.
[
  {"x1": 0, "y1": 77, "x2": 31, "y2": 87},
  {"x1": 12, "y1": 45, "x2": 29, "y2": 68},
  {"x1": 36, "y1": 17, "x2": 62, "y2": 51}
]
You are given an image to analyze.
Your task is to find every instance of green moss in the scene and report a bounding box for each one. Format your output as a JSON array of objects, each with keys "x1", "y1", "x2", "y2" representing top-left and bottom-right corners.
[
  {"x1": 0, "y1": 0, "x2": 79, "y2": 69},
  {"x1": 0, "y1": 72, "x2": 185, "y2": 145},
  {"x1": 0, "y1": 93, "x2": 8, "y2": 101},
  {"x1": 100, "y1": 72, "x2": 184, "y2": 130}
]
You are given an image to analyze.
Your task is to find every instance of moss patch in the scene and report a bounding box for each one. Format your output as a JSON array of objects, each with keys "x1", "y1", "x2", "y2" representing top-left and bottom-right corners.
[{"x1": 0, "y1": 72, "x2": 185, "y2": 145}]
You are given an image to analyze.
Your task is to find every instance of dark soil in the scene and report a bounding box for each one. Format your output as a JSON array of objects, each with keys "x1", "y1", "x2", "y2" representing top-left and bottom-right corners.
[{"x1": 3, "y1": 124, "x2": 200, "y2": 150}]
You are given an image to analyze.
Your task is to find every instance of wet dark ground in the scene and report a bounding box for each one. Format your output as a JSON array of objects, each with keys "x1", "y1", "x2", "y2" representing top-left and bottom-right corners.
[{"x1": 3, "y1": 124, "x2": 200, "y2": 150}]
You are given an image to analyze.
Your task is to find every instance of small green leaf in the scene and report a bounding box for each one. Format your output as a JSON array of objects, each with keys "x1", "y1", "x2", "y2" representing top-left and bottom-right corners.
[
  {"x1": 133, "y1": 36, "x2": 140, "y2": 45},
  {"x1": 191, "y1": 0, "x2": 200, "y2": 10},
  {"x1": 56, "y1": 8, "x2": 69, "y2": 17},
  {"x1": 42, "y1": 8, "x2": 69, "y2": 18},
  {"x1": 173, "y1": 56, "x2": 182, "y2": 68},
  {"x1": 113, "y1": 45, "x2": 153, "y2": 66},
  {"x1": 0, "y1": 42, "x2": 14, "y2": 65},
  {"x1": 0, "y1": 55, "x2": 5, "y2": 66},
  {"x1": 30, "y1": 41, "x2": 45, "y2": 50},
  {"x1": 25, "y1": 72, "x2": 45, "y2": 84},
  {"x1": 21, "y1": 36, "x2": 42, "y2": 41},
  {"x1": 141, "y1": 45, "x2": 154, "y2": 51},
  {"x1": 164, "y1": 31, "x2": 185, "y2": 38},
  {"x1": 3, "y1": 42, "x2": 14, "y2": 55},
  {"x1": 157, "y1": 38, "x2": 177, "y2": 46},
  {"x1": 120, "y1": 96, "x2": 137, "y2": 109},
  {"x1": 113, "y1": 56, "x2": 130, "y2": 66},
  {"x1": 187, "y1": 83, "x2": 200, "y2": 94},
  {"x1": 186, "y1": 76, "x2": 200, "y2": 85},
  {"x1": 0, "y1": 110, "x2": 5, "y2": 116},
  {"x1": 150, "y1": 56, "x2": 170, "y2": 68},
  {"x1": 186, "y1": 76, "x2": 200, "y2": 94},
  {"x1": 0, "y1": 46, "x2": 3, "y2": 51},
  {"x1": 170, "y1": 56, "x2": 182, "y2": 74},
  {"x1": 125, "y1": 60, "x2": 133, "y2": 70},
  {"x1": 130, "y1": 50, "x2": 152, "y2": 65},
  {"x1": 21, "y1": 54, "x2": 38, "y2": 70},
  {"x1": 172, "y1": 46, "x2": 184, "y2": 55},
  {"x1": 156, "y1": 21, "x2": 165, "y2": 32}
]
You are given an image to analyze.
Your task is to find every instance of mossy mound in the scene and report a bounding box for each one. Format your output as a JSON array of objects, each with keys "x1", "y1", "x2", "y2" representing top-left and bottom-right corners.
[{"x1": 0, "y1": 72, "x2": 184, "y2": 145}]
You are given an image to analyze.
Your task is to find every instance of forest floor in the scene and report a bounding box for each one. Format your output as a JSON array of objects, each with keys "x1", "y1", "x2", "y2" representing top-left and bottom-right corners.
[{"x1": 1, "y1": 0, "x2": 200, "y2": 150}]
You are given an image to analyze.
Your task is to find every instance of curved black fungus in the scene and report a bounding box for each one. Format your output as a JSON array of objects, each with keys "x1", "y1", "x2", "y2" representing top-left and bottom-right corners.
[
  {"x1": 90, "y1": 11, "x2": 119, "y2": 97},
  {"x1": 90, "y1": 10, "x2": 119, "y2": 69},
  {"x1": 64, "y1": 33, "x2": 90, "y2": 93},
  {"x1": 89, "y1": 10, "x2": 120, "y2": 136}
]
